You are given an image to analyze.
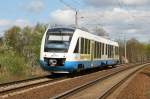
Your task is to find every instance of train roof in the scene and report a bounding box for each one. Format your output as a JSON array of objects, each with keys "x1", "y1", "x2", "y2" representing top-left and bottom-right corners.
[
  {"x1": 48, "y1": 27, "x2": 75, "y2": 32},
  {"x1": 75, "y1": 28, "x2": 119, "y2": 46},
  {"x1": 47, "y1": 27, "x2": 118, "y2": 46}
]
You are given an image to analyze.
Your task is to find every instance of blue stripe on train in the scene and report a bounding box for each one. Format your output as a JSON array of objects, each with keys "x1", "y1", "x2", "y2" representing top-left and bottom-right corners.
[{"x1": 40, "y1": 59, "x2": 118, "y2": 72}]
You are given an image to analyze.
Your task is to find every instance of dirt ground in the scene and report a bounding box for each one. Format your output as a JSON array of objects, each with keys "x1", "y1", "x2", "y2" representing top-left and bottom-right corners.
[{"x1": 117, "y1": 66, "x2": 150, "y2": 99}]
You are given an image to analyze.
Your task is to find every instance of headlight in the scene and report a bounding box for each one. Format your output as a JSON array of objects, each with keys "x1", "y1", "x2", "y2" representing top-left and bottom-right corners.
[{"x1": 49, "y1": 59, "x2": 57, "y2": 66}]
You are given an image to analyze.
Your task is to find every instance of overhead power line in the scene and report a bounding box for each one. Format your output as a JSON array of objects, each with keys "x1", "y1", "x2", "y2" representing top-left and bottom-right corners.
[{"x1": 59, "y1": 0, "x2": 79, "y2": 28}]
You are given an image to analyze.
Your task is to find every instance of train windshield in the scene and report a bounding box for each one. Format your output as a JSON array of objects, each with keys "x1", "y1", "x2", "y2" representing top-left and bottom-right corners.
[{"x1": 44, "y1": 28, "x2": 75, "y2": 52}]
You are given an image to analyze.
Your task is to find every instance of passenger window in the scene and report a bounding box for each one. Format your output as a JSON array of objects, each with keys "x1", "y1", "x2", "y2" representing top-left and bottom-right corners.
[
  {"x1": 74, "y1": 39, "x2": 79, "y2": 53},
  {"x1": 102, "y1": 43, "x2": 104, "y2": 55},
  {"x1": 88, "y1": 40, "x2": 91, "y2": 54},
  {"x1": 94, "y1": 42, "x2": 97, "y2": 58},
  {"x1": 99, "y1": 43, "x2": 101, "y2": 58},
  {"x1": 85, "y1": 39, "x2": 88, "y2": 54},
  {"x1": 81, "y1": 38, "x2": 84, "y2": 54},
  {"x1": 106, "y1": 44, "x2": 108, "y2": 55}
]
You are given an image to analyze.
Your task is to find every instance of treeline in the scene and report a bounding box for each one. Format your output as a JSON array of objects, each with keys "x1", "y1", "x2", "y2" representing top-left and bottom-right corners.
[
  {"x1": 119, "y1": 38, "x2": 150, "y2": 63},
  {"x1": 0, "y1": 24, "x2": 47, "y2": 80}
]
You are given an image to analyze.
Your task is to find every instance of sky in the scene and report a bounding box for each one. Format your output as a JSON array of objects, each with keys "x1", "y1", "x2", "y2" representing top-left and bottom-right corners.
[{"x1": 0, "y1": 0, "x2": 150, "y2": 42}]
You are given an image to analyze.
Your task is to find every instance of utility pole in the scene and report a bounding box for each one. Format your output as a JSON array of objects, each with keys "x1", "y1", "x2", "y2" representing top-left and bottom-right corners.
[
  {"x1": 59, "y1": 0, "x2": 78, "y2": 28},
  {"x1": 75, "y1": 11, "x2": 78, "y2": 28},
  {"x1": 124, "y1": 33, "x2": 128, "y2": 63}
]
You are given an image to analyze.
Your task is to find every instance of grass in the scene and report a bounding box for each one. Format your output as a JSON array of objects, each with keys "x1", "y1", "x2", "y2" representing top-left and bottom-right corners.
[{"x1": 0, "y1": 50, "x2": 47, "y2": 83}]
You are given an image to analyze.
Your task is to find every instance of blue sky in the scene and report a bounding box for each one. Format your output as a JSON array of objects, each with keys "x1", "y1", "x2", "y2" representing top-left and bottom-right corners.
[
  {"x1": 0, "y1": 0, "x2": 150, "y2": 42},
  {"x1": 0, "y1": 0, "x2": 63, "y2": 23}
]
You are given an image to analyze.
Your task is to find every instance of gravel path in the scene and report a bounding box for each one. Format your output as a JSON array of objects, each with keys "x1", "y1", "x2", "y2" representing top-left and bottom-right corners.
[{"x1": 116, "y1": 65, "x2": 150, "y2": 99}]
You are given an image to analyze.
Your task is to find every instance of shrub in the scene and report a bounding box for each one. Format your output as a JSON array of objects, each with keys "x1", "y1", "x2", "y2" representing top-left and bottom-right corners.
[{"x1": 0, "y1": 50, "x2": 28, "y2": 76}]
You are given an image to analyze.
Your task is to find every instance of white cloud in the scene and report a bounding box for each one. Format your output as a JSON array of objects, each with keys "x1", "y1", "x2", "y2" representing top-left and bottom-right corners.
[
  {"x1": 50, "y1": 9, "x2": 75, "y2": 25},
  {"x1": 26, "y1": 0, "x2": 44, "y2": 13},
  {"x1": 83, "y1": 0, "x2": 150, "y2": 7},
  {"x1": 0, "y1": 19, "x2": 12, "y2": 27},
  {"x1": 14, "y1": 19, "x2": 32, "y2": 28},
  {"x1": 0, "y1": 19, "x2": 32, "y2": 36},
  {"x1": 49, "y1": 7, "x2": 150, "y2": 42},
  {"x1": 122, "y1": 0, "x2": 149, "y2": 5}
]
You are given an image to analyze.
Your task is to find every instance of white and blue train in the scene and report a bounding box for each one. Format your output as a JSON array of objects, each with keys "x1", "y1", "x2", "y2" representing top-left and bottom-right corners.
[{"x1": 40, "y1": 27, "x2": 119, "y2": 73}]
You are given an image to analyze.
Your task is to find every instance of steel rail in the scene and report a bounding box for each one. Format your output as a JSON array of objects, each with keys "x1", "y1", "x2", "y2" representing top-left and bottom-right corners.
[
  {"x1": 99, "y1": 65, "x2": 146, "y2": 99},
  {"x1": 0, "y1": 75, "x2": 67, "y2": 96},
  {"x1": 52, "y1": 63, "x2": 149, "y2": 99}
]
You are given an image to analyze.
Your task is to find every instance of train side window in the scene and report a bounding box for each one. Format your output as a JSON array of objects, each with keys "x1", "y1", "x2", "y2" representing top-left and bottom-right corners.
[
  {"x1": 96, "y1": 42, "x2": 98, "y2": 58},
  {"x1": 97, "y1": 42, "x2": 99, "y2": 58},
  {"x1": 84, "y1": 39, "x2": 88, "y2": 54},
  {"x1": 102, "y1": 43, "x2": 104, "y2": 55},
  {"x1": 98, "y1": 42, "x2": 100, "y2": 59},
  {"x1": 108, "y1": 45, "x2": 109, "y2": 58},
  {"x1": 80, "y1": 38, "x2": 84, "y2": 54},
  {"x1": 110, "y1": 45, "x2": 112, "y2": 58},
  {"x1": 112, "y1": 46, "x2": 114, "y2": 58},
  {"x1": 88, "y1": 40, "x2": 91, "y2": 54},
  {"x1": 108, "y1": 45, "x2": 110, "y2": 58},
  {"x1": 74, "y1": 39, "x2": 79, "y2": 53},
  {"x1": 115, "y1": 47, "x2": 116, "y2": 55},
  {"x1": 94, "y1": 42, "x2": 97, "y2": 58},
  {"x1": 106, "y1": 44, "x2": 108, "y2": 55},
  {"x1": 111, "y1": 45, "x2": 113, "y2": 58},
  {"x1": 99, "y1": 43, "x2": 101, "y2": 58}
]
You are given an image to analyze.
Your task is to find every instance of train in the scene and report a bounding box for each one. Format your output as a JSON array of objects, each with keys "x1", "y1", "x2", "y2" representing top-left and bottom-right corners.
[{"x1": 40, "y1": 26, "x2": 119, "y2": 73}]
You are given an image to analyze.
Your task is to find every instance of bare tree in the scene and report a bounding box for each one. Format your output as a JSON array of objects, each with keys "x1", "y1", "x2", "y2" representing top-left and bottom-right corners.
[{"x1": 92, "y1": 26, "x2": 109, "y2": 37}]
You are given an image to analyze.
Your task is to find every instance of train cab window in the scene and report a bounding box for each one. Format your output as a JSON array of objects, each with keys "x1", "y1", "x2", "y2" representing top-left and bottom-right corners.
[
  {"x1": 44, "y1": 28, "x2": 74, "y2": 52},
  {"x1": 74, "y1": 39, "x2": 79, "y2": 53}
]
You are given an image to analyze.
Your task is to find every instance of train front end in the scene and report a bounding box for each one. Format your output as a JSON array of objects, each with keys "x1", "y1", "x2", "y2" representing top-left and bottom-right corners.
[{"x1": 40, "y1": 27, "x2": 75, "y2": 73}]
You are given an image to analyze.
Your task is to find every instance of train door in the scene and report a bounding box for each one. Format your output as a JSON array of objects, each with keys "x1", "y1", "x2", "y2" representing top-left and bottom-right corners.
[{"x1": 90, "y1": 41, "x2": 95, "y2": 67}]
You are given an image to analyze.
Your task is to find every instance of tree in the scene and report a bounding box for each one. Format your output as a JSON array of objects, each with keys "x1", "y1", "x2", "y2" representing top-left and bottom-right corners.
[
  {"x1": 146, "y1": 43, "x2": 150, "y2": 60},
  {"x1": 126, "y1": 38, "x2": 146, "y2": 62},
  {"x1": 92, "y1": 26, "x2": 109, "y2": 37},
  {"x1": 4, "y1": 26, "x2": 21, "y2": 52},
  {"x1": 0, "y1": 37, "x2": 3, "y2": 46}
]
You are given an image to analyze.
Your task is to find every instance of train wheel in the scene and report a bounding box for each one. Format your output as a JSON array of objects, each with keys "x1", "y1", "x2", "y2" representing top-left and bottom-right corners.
[{"x1": 111, "y1": 65, "x2": 116, "y2": 68}]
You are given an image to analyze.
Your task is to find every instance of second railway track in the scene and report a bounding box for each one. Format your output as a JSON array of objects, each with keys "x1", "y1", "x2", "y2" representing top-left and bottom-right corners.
[
  {"x1": 52, "y1": 63, "x2": 150, "y2": 99},
  {"x1": 0, "y1": 74, "x2": 67, "y2": 97}
]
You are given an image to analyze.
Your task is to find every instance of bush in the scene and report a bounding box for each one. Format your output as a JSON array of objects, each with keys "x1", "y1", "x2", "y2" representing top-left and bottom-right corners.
[{"x1": 0, "y1": 50, "x2": 28, "y2": 76}]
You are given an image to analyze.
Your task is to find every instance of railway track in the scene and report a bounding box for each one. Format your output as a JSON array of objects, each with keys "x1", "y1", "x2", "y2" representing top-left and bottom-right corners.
[
  {"x1": 0, "y1": 63, "x2": 146, "y2": 99},
  {"x1": 99, "y1": 64, "x2": 147, "y2": 99},
  {"x1": 0, "y1": 74, "x2": 67, "y2": 97},
  {"x1": 52, "y1": 63, "x2": 149, "y2": 99},
  {"x1": 0, "y1": 63, "x2": 130, "y2": 93}
]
